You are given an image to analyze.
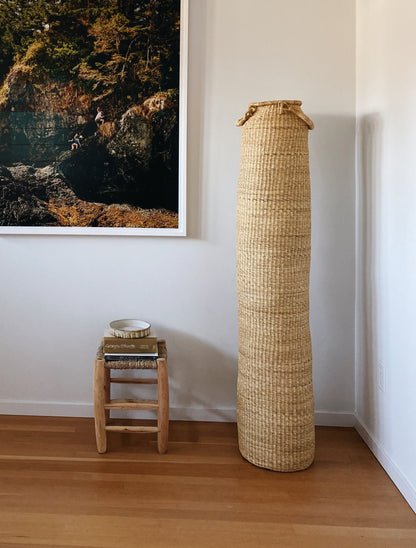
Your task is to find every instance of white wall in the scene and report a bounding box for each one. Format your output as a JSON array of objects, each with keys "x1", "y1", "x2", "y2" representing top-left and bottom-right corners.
[
  {"x1": 356, "y1": 0, "x2": 416, "y2": 511},
  {"x1": 0, "y1": 0, "x2": 356, "y2": 424}
]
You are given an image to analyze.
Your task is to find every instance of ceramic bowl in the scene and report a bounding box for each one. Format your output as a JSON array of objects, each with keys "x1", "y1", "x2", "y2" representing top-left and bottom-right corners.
[{"x1": 109, "y1": 319, "x2": 151, "y2": 338}]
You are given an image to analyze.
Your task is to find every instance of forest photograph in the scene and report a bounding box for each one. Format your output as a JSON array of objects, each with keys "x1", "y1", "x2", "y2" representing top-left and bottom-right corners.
[{"x1": 0, "y1": 0, "x2": 182, "y2": 230}]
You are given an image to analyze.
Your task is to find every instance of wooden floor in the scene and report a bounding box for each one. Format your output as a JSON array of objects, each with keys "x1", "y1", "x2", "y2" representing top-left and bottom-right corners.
[{"x1": 0, "y1": 417, "x2": 415, "y2": 547}]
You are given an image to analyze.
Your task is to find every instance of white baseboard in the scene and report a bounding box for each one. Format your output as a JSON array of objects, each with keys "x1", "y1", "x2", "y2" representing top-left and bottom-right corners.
[
  {"x1": 169, "y1": 407, "x2": 236, "y2": 422},
  {"x1": 0, "y1": 400, "x2": 94, "y2": 418},
  {"x1": 0, "y1": 400, "x2": 354, "y2": 426},
  {"x1": 0, "y1": 400, "x2": 237, "y2": 422},
  {"x1": 355, "y1": 416, "x2": 416, "y2": 514},
  {"x1": 314, "y1": 410, "x2": 356, "y2": 427}
]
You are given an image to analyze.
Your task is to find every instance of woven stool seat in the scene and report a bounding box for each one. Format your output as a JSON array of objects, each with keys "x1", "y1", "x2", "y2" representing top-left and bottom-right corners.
[{"x1": 93, "y1": 339, "x2": 169, "y2": 454}]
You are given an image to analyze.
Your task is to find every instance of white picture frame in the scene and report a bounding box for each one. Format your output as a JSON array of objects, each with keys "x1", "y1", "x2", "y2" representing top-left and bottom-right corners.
[{"x1": 0, "y1": 0, "x2": 188, "y2": 236}]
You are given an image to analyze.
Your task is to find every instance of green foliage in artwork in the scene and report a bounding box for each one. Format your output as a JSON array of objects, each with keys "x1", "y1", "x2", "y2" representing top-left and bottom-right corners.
[{"x1": 0, "y1": 0, "x2": 180, "y2": 109}]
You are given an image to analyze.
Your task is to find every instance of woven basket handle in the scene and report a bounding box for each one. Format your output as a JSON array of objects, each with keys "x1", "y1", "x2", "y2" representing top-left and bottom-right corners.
[
  {"x1": 236, "y1": 102, "x2": 314, "y2": 130},
  {"x1": 236, "y1": 106, "x2": 258, "y2": 127}
]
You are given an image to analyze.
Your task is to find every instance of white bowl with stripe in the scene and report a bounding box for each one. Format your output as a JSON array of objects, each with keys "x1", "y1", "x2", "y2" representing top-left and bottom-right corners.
[{"x1": 109, "y1": 319, "x2": 151, "y2": 339}]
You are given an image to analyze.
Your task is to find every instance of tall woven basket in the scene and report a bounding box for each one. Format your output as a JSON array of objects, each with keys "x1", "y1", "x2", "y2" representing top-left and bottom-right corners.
[{"x1": 236, "y1": 100, "x2": 315, "y2": 472}]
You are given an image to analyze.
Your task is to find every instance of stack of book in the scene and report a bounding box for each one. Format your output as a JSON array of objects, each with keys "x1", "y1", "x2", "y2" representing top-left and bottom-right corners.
[{"x1": 103, "y1": 329, "x2": 158, "y2": 361}]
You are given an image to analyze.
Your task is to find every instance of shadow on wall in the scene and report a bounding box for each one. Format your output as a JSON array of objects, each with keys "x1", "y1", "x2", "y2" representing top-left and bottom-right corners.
[
  {"x1": 356, "y1": 112, "x2": 384, "y2": 437},
  {"x1": 308, "y1": 114, "x2": 356, "y2": 410},
  {"x1": 186, "y1": 0, "x2": 210, "y2": 240},
  {"x1": 112, "y1": 328, "x2": 238, "y2": 422},
  {"x1": 163, "y1": 328, "x2": 238, "y2": 421}
]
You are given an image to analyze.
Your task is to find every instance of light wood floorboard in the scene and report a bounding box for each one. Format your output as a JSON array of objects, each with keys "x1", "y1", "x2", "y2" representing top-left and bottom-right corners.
[{"x1": 0, "y1": 416, "x2": 414, "y2": 547}]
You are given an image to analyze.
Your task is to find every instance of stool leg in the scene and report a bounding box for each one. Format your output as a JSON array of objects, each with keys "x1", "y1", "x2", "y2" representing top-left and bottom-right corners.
[
  {"x1": 104, "y1": 367, "x2": 111, "y2": 422},
  {"x1": 157, "y1": 358, "x2": 169, "y2": 454},
  {"x1": 94, "y1": 358, "x2": 107, "y2": 454}
]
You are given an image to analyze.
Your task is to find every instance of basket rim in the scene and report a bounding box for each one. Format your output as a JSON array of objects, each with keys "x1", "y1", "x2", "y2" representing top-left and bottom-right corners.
[{"x1": 248, "y1": 100, "x2": 303, "y2": 108}]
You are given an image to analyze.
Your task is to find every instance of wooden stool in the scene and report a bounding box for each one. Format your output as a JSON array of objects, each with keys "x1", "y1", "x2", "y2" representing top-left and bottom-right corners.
[{"x1": 94, "y1": 339, "x2": 169, "y2": 454}]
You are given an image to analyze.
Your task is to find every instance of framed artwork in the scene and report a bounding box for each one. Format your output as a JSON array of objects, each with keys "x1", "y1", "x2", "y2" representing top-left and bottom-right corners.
[{"x1": 0, "y1": 0, "x2": 187, "y2": 236}]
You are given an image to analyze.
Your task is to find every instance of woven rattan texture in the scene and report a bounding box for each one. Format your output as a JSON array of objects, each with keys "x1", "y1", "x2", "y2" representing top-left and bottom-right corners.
[
  {"x1": 236, "y1": 100, "x2": 315, "y2": 472},
  {"x1": 96, "y1": 340, "x2": 167, "y2": 370}
]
